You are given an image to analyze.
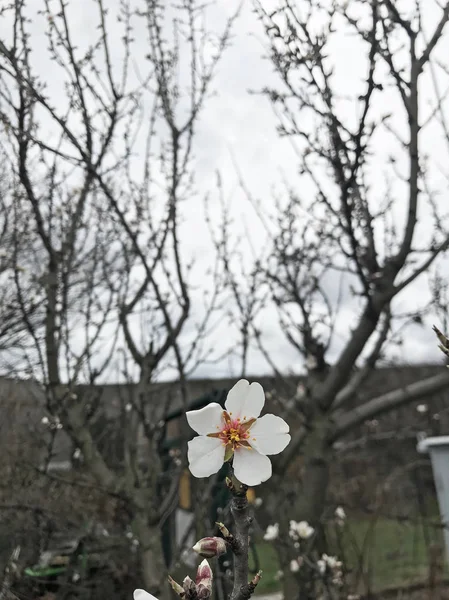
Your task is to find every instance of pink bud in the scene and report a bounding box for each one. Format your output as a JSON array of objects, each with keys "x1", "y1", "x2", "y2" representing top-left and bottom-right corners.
[
  {"x1": 182, "y1": 576, "x2": 196, "y2": 595},
  {"x1": 192, "y1": 537, "x2": 227, "y2": 558},
  {"x1": 195, "y1": 559, "x2": 213, "y2": 600}
]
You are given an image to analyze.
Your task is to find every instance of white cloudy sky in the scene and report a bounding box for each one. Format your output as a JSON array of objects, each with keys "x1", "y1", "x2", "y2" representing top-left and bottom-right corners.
[
  {"x1": 2, "y1": 0, "x2": 449, "y2": 381},
  {"x1": 165, "y1": 0, "x2": 449, "y2": 377}
]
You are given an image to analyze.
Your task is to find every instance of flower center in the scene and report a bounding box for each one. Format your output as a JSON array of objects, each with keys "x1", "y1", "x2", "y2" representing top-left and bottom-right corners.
[
  {"x1": 228, "y1": 428, "x2": 241, "y2": 443},
  {"x1": 221, "y1": 420, "x2": 250, "y2": 448},
  {"x1": 207, "y1": 410, "x2": 257, "y2": 457}
]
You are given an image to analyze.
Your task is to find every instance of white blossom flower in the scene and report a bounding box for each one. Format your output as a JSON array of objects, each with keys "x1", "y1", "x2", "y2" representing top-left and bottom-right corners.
[
  {"x1": 289, "y1": 523, "x2": 299, "y2": 540},
  {"x1": 317, "y1": 559, "x2": 326, "y2": 575},
  {"x1": 298, "y1": 522, "x2": 314, "y2": 538},
  {"x1": 134, "y1": 591, "x2": 158, "y2": 600},
  {"x1": 125, "y1": 403, "x2": 133, "y2": 412},
  {"x1": 254, "y1": 497, "x2": 263, "y2": 507},
  {"x1": 264, "y1": 523, "x2": 279, "y2": 541},
  {"x1": 290, "y1": 559, "x2": 300, "y2": 573},
  {"x1": 335, "y1": 506, "x2": 346, "y2": 521},
  {"x1": 416, "y1": 403, "x2": 428, "y2": 413},
  {"x1": 41, "y1": 416, "x2": 50, "y2": 425},
  {"x1": 186, "y1": 379, "x2": 291, "y2": 486},
  {"x1": 290, "y1": 520, "x2": 314, "y2": 540},
  {"x1": 73, "y1": 448, "x2": 81, "y2": 460},
  {"x1": 322, "y1": 554, "x2": 342, "y2": 570}
]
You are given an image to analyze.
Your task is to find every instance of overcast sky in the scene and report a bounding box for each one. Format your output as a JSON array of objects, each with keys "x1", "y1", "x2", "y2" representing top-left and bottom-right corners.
[
  {"x1": 176, "y1": 0, "x2": 449, "y2": 377},
  {"x1": 3, "y1": 0, "x2": 449, "y2": 381}
]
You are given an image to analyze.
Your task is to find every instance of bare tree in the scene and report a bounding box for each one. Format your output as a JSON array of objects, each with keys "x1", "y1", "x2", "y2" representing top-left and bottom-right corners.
[
  {"x1": 211, "y1": 1, "x2": 449, "y2": 596},
  {"x1": 0, "y1": 0, "x2": 234, "y2": 596},
  {"x1": 0, "y1": 151, "x2": 41, "y2": 365}
]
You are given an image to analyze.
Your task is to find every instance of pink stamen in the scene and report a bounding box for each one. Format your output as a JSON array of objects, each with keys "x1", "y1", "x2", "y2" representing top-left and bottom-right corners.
[{"x1": 216, "y1": 410, "x2": 255, "y2": 450}]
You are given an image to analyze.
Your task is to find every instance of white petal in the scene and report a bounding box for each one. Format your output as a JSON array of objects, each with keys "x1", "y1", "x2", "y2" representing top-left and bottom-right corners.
[
  {"x1": 188, "y1": 436, "x2": 225, "y2": 477},
  {"x1": 134, "y1": 590, "x2": 158, "y2": 600},
  {"x1": 232, "y1": 447, "x2": 272, "y2": 486},
  {"x1": 186, "y1": 402, "x2": 224, "y2": 435},
  {"x1": 225, "y1": 379, "x2": 265, "y2": 420},
  {"x1": 263, "y1": 523, "x2": 279, "y2": 541},
  {"x1": 249, "y1": 414, "x2": 291, "y2": 455}
]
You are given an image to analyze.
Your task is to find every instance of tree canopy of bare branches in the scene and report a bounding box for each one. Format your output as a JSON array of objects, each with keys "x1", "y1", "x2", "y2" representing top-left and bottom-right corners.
[
  {"x1": 0, "y1": 0, "x2": 236, "y2": 595},
  {"x1": 208, "y1": 2, "x2": 449, "y2": 596}
]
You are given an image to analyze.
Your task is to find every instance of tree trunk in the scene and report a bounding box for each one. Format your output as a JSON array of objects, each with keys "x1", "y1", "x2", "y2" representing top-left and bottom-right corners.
[
  {"x1": 134, "y1": 512, "x2": 170, "y2": 600},
  {"x1": 270, "y1": 418, "x2": 332, "y2": 600}
]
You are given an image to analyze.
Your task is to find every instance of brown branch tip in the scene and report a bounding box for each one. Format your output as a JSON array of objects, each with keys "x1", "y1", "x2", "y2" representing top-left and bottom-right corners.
[{"x1": 433, "y1": 325, "x2": 449, "y2": 360}]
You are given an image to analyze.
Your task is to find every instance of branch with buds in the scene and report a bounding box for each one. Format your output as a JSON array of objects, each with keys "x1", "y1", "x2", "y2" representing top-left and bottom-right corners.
[
  {"x1": 168, "y1": 559, "x2": 214, "y2": 600},
  {"x1": 135, "y1": 470, "x2": 262, "y2": 600},
  {"x1": 134, "y1": 379, "x2": 289, "y2": 600},
  {"x1": 164, "y1": 471, "x2": 262, "y2": 600}
]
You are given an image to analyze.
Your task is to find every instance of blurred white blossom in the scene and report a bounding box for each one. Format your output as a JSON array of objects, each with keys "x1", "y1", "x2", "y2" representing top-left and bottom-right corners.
[
  {"x1": 289, "y1": 520, "x2": 314, "y2": 540},
  {"x1": 274, "y1": 569, "x2": 283, "y2": 581},
  {"x1": 295, "y1": 383, "x2": 306, "y2": 399},
  {"x1": 322, "y1": 554, "x2": 341, "y2": 570},
  {"x1": 290, "y1": 559, "x2": 301, "y2": 573},
  {"x1": 335, "y1": 506, "x2": 346, "y2": 521},
  {"x1": 264, "y1": 523, "x2": 279, "y2": 541}
]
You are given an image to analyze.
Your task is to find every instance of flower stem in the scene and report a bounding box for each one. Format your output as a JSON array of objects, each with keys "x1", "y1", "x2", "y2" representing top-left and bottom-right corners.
[{"x1": 227, "y1": 471, "x2": 260, "y2": 600}]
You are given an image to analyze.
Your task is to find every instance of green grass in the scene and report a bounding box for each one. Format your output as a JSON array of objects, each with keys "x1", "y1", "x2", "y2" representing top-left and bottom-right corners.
[
  {"x1": 330, "y1": 516, "x2": 446, "y2": 593},
  {"x1": 249, "y1": 541, "x2": 281, "y2": 595},
  {"x1": 251, "y1": 516, "x2": 447, "y2": 595}
]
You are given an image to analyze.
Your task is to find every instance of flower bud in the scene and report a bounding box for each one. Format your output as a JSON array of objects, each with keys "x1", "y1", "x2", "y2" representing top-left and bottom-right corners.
[
  {"x1": 216, "y1": 522, "x2": 231, "y2": 537},
  {"x1": 195, "y1": 559, "x2": 213, "y2": 600},
  {"x1": 168, "y1": 575, "x2": 185, "y2": 596},
  {"x1": 182, "y1": 576, "x2": 196, "y2": 595},
  {"x1": 192, "y1": 537, "x2": 227, "y2": 558}
]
